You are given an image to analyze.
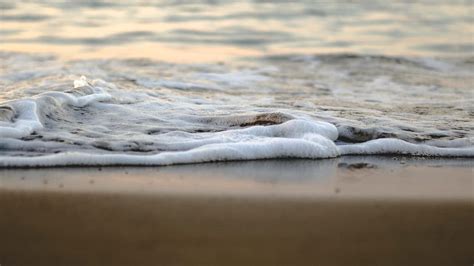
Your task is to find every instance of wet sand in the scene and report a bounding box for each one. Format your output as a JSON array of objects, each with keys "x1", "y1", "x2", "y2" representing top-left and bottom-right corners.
[{"x1": 0, "y1": 157, "x2": 473, "y2": 266}]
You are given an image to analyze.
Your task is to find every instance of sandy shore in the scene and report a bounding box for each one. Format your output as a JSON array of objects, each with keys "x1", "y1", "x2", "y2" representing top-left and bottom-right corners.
[{"x1": 0, "y1": 157, "x2": 473, "y2": 266}]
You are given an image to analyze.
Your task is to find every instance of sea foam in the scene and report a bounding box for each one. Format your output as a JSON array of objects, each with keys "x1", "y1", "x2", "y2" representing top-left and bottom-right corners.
[{"x1": 0, "y1": 54, "x2": 473, "y2": 167}]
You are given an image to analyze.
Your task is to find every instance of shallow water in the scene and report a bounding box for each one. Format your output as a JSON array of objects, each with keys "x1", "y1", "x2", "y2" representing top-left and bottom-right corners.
[{"x1": 0, "y1": 1, "x2": 473, "y2": 166}]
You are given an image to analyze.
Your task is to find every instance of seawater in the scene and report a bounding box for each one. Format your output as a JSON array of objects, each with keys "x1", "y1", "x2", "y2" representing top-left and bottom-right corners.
[{"x1": 0, "y1": 1, "x2": 473, "y2": 166}]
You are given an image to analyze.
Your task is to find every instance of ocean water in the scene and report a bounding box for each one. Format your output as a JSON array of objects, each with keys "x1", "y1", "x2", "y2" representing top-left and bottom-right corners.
[{"x1": 0, "y1": 1, "x2": 473, "y2": 167}]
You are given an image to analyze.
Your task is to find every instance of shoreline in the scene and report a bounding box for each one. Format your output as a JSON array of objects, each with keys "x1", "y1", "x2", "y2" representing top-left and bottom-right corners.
[
  {"x1": 1, "y1": 157, "x2": 472, "y2": 265},
  {"x1": 0, "y1": 153, "x2": 473, "y2": 169}
]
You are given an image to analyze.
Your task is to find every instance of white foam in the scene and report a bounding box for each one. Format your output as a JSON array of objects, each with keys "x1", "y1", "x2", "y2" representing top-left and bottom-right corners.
[
  {"x1": 1, "y1": 119, "x2": 472, "y2": 167},
  {"x1": 38, "y1": 90, "x2": 111, "y2": 108},
  {"x1": 2, "y1": 136, "x2": 472, "y2": 167},
  {"x1": 338, "y1": 138, "x2": 474, "y2": 157},
  {"x1": 0, "y1": 126, "x2": 340, "y2": 167},
  {"x1": 0, "y1": 77, "x2": 111, "y2": 139},
  {"x1": 0, "y1": 100, "x2": 42, "y2": 138},
  {"x1": 73, "y1": 75, "x2": 89, "y2": 88},
  {"x1": 237, "y1": 119, "x2": 338, "y2": 140},
  {"x1": 0, "y1": 138, "x2": 72, "y2": 151},
  {"x1": 1, "y1": 56, "x2": 473, "y2": 168},
  {"x1": 425, "y1": 138, "x2": 474, "y2": 148}
]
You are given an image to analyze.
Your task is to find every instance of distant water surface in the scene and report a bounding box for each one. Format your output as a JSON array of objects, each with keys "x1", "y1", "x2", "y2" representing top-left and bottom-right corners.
[{"x1": 1, "y1": 0, "x2": 473, "y2": 61}]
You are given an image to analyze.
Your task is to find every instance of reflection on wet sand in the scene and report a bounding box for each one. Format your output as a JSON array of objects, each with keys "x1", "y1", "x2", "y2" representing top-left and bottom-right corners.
[{"x1": 1, "y1": 157, "x2": 472, "y2": 200}]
